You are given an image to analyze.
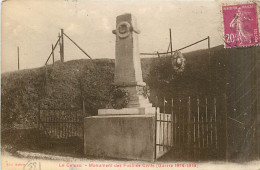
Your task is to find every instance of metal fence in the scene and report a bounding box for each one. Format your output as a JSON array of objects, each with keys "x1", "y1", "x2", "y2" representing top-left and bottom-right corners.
[
  {"x1": 154, "y1": 94, "x2": 228, "y2": 160},
  {"x1": 38, "y1": 107, "x2": 85, "y2": 139}
]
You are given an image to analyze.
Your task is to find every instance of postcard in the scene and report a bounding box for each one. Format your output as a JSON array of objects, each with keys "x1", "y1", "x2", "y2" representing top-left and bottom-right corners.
[{"x1": 1, "y1": 0, "x2": 259, "y2": 170}]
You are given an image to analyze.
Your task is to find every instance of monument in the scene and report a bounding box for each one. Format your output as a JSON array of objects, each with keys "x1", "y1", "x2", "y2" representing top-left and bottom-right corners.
[
  {"x1": 84, "y1": 13, "x2": 171, "y2": 161},
  {"x1": 98, "y1": 13, "x2": 156, "y2": 115}
]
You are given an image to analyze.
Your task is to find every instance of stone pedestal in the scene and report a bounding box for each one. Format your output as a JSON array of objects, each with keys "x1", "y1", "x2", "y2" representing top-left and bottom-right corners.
[
  {"x1": 84, "y1": 113, "x2": 172, "y2": 161},
  {"x1": 84, "y1": 115, "x2": 156, "y2": 161}
]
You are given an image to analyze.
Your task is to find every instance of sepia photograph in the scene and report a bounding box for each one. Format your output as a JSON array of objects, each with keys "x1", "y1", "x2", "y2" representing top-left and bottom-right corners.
[{"x1": 1, "y1": 0, "x2": 259, "y2": 169}]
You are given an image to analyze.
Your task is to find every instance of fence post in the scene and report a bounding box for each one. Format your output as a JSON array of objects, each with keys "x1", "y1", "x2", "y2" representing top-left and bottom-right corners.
[
  {"x1": 197, "y1": 98, "x2": 200, "y2": 149},
  {"x1": 163, "y1": 97, "x2": 166, "y2": 151},
  {"x1": 214, "y1": 98, "x2": 218, "y2": 149},
  {"x1": 193, "y1": 116, "x2": 196, "y2": 157},
  {"x1": 61, "y1": 29, "x2": 64, "y2": 62},
  {"x1": 169, "y1": 28, "x2": 173, "y2": 57},
  {"x1": 187, "y1": 97, "x2": 191, "y2": 157},
  {"x1": 171, "y1": 98, "x2": 174, "y2": 147},
  {"x1": 223, "y1": 93, "x2": 229, "y2": 161},
  {"x1": 178, "y1": 99, "x2": 181, "y2": 146},
  {"x1": 17, "y1": 46, "x2": 20, "y2": 71},
  {"x1": 59, "y1": 33, "x2": 62, "y2": 61},
  {"x1": 154, "y1": 96, "x2": 158, "y2": 161},
  {"x1": 206, "y1": 98, "x2": 208, "y2": 148}
]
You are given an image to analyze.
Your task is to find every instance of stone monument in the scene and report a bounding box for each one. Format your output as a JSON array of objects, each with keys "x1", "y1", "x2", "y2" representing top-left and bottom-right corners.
[
  {"x1": 98, "y1": 13, "x2": 156, "y2": 115},
  {"x1": 84, "y1": 13, "x2": 171, "y2": 161}
]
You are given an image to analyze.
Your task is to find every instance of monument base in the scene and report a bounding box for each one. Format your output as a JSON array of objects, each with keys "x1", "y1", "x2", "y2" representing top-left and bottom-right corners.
[
  {"x1": 84, "y1": 113, "x2": 172, "y2": 161},
  {"x1": 84, "y1": 115, "x2": 156, "y2": 161},
  {"x1": 98, "y1": 107, "x2": 158, "y2": 115}
]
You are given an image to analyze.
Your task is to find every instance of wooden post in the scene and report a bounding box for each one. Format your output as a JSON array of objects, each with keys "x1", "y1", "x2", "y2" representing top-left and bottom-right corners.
[
  {"x1": 214, "y1": 98, "x2": 218, "y2": 149},
  {"x1": 159, "y1": 100, "x2": 162, "y2": 152},
  {"x1": 206, "y1": 98, "x2": 209, "y2": 147},
  {"x1": 45, "y1": 36, "x2": 61, "y2": 65},
  {"x1": 154, "y1": 96, "x2": 158, "y2": 161},
  {"x1": 167, "y1": 42, "x2": 171, "y2": 53},
  {"x1": 157, "y1": 51, "x2": 162, "y2": 67},
  {"x1": 223, "y1": 94, "x2": 229, "y2": 161},
  {"x1": 193, "y1": 116, "x2": 196, "y2": 157},
  {"x1": 178, "y1": 99, "x2": 181, "y2": 146},
  {"x1": 175, "y1": 108, "x2": 177, "y2": 146},
  {"x1": 208, "y1": 36, "x2": 210, "y2": 49},
  {"x1": 166, "y1": 114, "x2": 169, "y2": 148},
  {"x1": 187, "y1": 97, "x2": 191, "y2": 151},
  {"x1": 171, "y1": 98, "x2": 174, "y2": 147},
  {"x1": 157, "y1": 51, "x2": 161, "y2": 59},
  {"x1": 169, "y1": 29, "x2": 173, "y2": 57},
  {"x1": 197, "y1": 98, "x2": 200, "y2": 148},
  {"x1": 52, "y1": 44, "x2": 55, "y2": 65},
  {"x1": 182, "y1": 103, "x2": 185, "y2": 145},
  {"x1": 163, "y1": 97, "x2": 166, "y2": 151},
  {"x1": 208, "y1": 36, "x2": 211, "y2": 95},
  {"x1": 61, "y1": 29, "x2": 64, "y2": 62},
  {"x1": 59, "y1": 33, "x2": 62, "y2": 61},
  {"x1": 17, "y1": 46, "x2": 20, "y2": 70},
  {"x1": 162, "y1": 112, "x2": 164, "y2": 151}
]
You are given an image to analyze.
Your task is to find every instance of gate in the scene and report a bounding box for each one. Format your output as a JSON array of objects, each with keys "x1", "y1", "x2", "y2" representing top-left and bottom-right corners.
[
  {"x1": 38, "y1": 107, "x2": 85, "y2": 139},
  {"x1": 154, "y1": 94, "x2": 228, "y2": 160}
]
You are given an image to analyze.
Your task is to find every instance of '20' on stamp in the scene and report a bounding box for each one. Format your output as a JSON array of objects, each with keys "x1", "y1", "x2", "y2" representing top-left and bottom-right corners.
[{"x1": 222, "y1": 3, "x2": 259, "y2": 48}]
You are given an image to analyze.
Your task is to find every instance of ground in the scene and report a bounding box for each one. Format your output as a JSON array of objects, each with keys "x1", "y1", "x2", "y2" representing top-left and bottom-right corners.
[{"x1": 1, "y1": 150, "x2": 259, "y2": 170}]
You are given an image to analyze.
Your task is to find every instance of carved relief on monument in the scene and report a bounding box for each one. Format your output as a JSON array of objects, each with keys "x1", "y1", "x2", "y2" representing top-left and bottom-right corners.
[{"x1": 117, "y1": 21, "x2": 131, "y2": 38}]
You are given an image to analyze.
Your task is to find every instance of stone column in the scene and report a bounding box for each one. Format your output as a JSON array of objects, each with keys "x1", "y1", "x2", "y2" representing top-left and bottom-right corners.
[{"x1": 112, "y1": 13, "x2": 151, "y2": 108}]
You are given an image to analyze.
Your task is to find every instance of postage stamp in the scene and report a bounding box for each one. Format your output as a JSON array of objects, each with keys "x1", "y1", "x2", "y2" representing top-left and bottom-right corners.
[{"x1": 222, "y1": 3, "x2": 259, "y2": 48}]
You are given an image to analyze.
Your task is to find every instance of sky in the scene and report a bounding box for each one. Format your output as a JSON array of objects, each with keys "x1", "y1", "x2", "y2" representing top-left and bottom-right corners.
[{"x1": 1, "y1": 0, "x2": 231, "y2": 73}]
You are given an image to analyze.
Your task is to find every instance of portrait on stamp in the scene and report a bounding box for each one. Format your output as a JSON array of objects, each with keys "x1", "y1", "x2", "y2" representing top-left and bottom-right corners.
[{"x1": 222, "y1": 3, "x2": 259, "y2": 48}]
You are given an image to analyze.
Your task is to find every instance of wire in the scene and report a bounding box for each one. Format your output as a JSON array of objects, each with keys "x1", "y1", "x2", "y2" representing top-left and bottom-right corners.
[
  {"x1": 63, "y1": 32, "x2": 92, "y2": 60},
  {"x1": 140, "y1": 37, "x2": 209, "y2": 56}
]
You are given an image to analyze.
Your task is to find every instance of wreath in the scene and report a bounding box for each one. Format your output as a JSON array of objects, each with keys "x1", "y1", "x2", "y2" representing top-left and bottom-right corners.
[
  {"x1": 137, "y1": 86, "x2": 150, "y2": 99},
  {"x1": 110, "y1": 87, "x2": 129, "y2": 109},
  {"x1": 172, "y1": 51, "x2": 186, "y2": 73}
]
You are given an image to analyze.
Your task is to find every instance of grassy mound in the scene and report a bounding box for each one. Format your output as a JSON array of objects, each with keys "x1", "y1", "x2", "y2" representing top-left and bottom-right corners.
[
  {"x1": 1, "y1": 45, "x2": 259, "y2": 159},
  {"x1": 2, "y1": 45, "x2": 259, "y2": 129}
]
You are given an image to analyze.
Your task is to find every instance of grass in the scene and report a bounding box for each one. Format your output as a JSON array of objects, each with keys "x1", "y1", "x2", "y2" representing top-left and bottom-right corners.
[{"x1": 1, "y1": 45, "x2": 259, "y2": 160}]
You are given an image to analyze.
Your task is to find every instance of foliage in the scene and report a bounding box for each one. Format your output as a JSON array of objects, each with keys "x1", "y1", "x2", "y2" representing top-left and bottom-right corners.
[
  {"x1": 1, "y1": 45, "x2": 259, "y2": 158},
  {"x1": 1, "y1": 59, "x2": 115, "y2": 128}
]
